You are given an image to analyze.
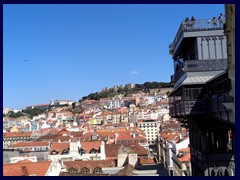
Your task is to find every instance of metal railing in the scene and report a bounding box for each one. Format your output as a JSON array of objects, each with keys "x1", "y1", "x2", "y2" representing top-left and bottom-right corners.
[
  {"x1": 174, "y1": 58, "x2": 227, "y2": 83},
  {"x1": 169, "y1": 18, "x2": 225, "y2": 55},
  {"x1": 185, "y1": 59, "x2": 227, "y2": 72}
]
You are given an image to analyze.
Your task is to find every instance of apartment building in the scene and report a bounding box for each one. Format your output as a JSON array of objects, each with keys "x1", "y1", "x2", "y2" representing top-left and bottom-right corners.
[{"x1": 137, "y1": 119, "x2": 159, "y2": 144}]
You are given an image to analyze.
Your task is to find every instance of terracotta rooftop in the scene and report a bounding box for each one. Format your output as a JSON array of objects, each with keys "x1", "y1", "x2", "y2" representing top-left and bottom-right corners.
[
  {"x1": 105, "y1": 143, "x2": 148, "y2": 158},
  {"x1": 3, "y1": 161, "x2": 51, "y2": 176},
  {"x1": 51, "y1": 135, "x2": 72, "y2": 142},
  {"x1": 3, "y1": 132, "x2": 33, "y2": 138},
  {"x1": 49, "y1": 142, "x2": 69, "y2": 154},
  {"x1": 35, "y1": 134, "x2": 59, "y2": 141},
  {"x1": 139, "y1": 157, "x2": 156, "y2": 165},
  {"x1": 63, "y1": 159, "x2": 116, "y2": 173},
  {"x1": 80, "y1": 141, "x2": 102, "y2": 153},
  {"x1": 10, "y1": 141, "x2": 49, "y2": 148}
]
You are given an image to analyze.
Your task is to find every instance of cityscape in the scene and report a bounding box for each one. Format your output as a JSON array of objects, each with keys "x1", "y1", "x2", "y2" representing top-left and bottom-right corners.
[{"x1": 3, "y1": 4, "x2": 235, "y2": 176}]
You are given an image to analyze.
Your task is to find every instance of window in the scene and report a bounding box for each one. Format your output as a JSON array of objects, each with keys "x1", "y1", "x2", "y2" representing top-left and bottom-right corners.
[
  {"x1": 90, "y1": 149, "x2": 98, "y2": 154},
  {"x1": 51, "y1": 150, "x2": 59, "y2": 155},
  {"x1": 79, "y1": 149, "x2": 86, "y2": 155},
  {"x1": 62, "y1": 149, "x2": 69, "y2": 155},
  {"x1": 68, "y1": 167, "x2": 78, "y2": 173},
  {"x1": 135, "y1": 140, "x2": 138, "y2": 143},
  {"x1": 93, "y1": 167, "x2": 102, "y2": 174},
  {"x1": 81, "y1": 167, "x2": 90, "y2": 174}
]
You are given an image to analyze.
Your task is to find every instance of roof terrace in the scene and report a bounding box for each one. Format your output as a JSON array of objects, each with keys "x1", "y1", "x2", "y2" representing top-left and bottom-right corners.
[{"x1": 169, "y1": 18, "x2": 226, "y2": 55}]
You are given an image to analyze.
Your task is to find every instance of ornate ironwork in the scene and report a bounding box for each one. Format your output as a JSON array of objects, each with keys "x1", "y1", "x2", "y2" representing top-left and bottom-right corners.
[
  {"x1": 184, "y1": 59, "x2": 227, "y2": 72},
  {"x1": 173, "y1": 59, "x2": 227, "y2": 83}
]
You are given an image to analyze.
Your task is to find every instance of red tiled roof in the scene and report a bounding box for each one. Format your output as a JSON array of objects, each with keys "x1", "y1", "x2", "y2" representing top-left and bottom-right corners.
[
  {"x1": 105, "y1": 143, "x2": 148, "y2": 158},
  {"x1": 3, "y1": 132, "x2": 32, "y2": 138},
  {"x1": 50, "y1": 142, "x2": 69, "y2": 154},
  {"x1": 35, "y1": 134, "x2": 59, "y2": 141},
  {"x1": 3, "y1": 161, "x2": 51, "y2": 176},
  {"x1": 80, "y1": 141, "x2": 102, "y2": 153},
  {"x1": 10, "y1": 141, "x2": 49, "y2": 148},
  {"x1": 63, "y1": 159, "x2": 116, "y2": 173},
  {"x1": 51, "y1": 136, "x2": 72, "y2": 142},
  {"x1": 139, "y1": 157, "x2": 156, "y2": 165},
  {"x1": 69, "y1": 131, "x2": 83, "y2": 137},
  {"x1": 57, "y1": 128, "x2": 69, "y2": 135},
  {"x1": 3, "y1": 166, "x2": 29, "y2": 176}
]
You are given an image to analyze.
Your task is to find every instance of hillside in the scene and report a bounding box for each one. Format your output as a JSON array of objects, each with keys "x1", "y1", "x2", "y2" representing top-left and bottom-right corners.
[{"x1": 79, "y1": 81, "x2": 173, "y2": 102}]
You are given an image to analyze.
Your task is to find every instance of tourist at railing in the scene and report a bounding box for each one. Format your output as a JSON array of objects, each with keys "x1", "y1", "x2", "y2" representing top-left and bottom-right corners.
[
  {"x1": 191, "y1": 16, "x2": 195, "y2": 26},
  {"x1": 184, "y1": 17, "x2": 190, "y2": 30},
  {"x1": 184, "y1": 16, "x2": 195, "y2": 30},
  {"x1": 212, "y1": 16, "x2": 217, "y2": 28},
  {"x1": 218, "y1": 13, "x2": 224, "y2": 28},
  {"x1": 208, "y1": 19, "x2": 211, "y2": 28}
]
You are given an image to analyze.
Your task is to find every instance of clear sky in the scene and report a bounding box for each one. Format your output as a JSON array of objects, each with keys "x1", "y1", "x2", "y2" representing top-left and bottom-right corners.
[{"x1": 3, "y1": 4, "x2": 225, "y2": 109}]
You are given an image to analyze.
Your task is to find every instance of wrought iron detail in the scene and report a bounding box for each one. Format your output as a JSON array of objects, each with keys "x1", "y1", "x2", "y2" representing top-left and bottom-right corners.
[{"x1": 184, "y1": 59, "x2": 227, "y2": 72}]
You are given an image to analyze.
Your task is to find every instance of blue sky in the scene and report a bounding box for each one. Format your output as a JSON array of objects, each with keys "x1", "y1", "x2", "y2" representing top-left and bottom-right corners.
[{"x1": 3, "y1": 4, "x2": 225, "y2": 109}]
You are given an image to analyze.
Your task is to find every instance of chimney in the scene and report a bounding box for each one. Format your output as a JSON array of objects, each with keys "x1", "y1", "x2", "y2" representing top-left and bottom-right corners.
[
  {"x1": 128, "y1": 152, "x2": 138, "y2": 167},
  {"x1": 117, "y1": 146, "x2": 128, "y2": 167},
  {"x1": 100, "y1": 141, "x2": 106, "y2": 160},
  {"x1": 114, "y1": 133, "x2": 119, "y2": 144},
  {"x1": 70, "y1": 141, "x2": 78, "y2": 152}
]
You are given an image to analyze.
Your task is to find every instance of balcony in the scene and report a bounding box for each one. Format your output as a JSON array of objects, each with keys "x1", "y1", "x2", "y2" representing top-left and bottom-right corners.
[
  {"x1": 170, "y1": 99, "x2": 208, "y2": 117},
  {"x1": 169, "y1": 18, "x2": 225, "y2": 55},
  {"x1": 174, "y1": 58, "x2": 228, "y2": 83}
]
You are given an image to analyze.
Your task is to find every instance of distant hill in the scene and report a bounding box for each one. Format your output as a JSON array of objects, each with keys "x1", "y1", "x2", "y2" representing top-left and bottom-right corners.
[{"x1": 79, "y1": 81, "x2": 173, "y2": 102}]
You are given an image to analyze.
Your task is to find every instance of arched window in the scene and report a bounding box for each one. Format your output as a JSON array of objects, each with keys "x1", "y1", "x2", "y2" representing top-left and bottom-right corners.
[
  {"x1": 93, "y1": 167, "x2": 102, "y2": 174},
  {"x1": 81, "y1": 167, "x2": 89, "y2": 174}
]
